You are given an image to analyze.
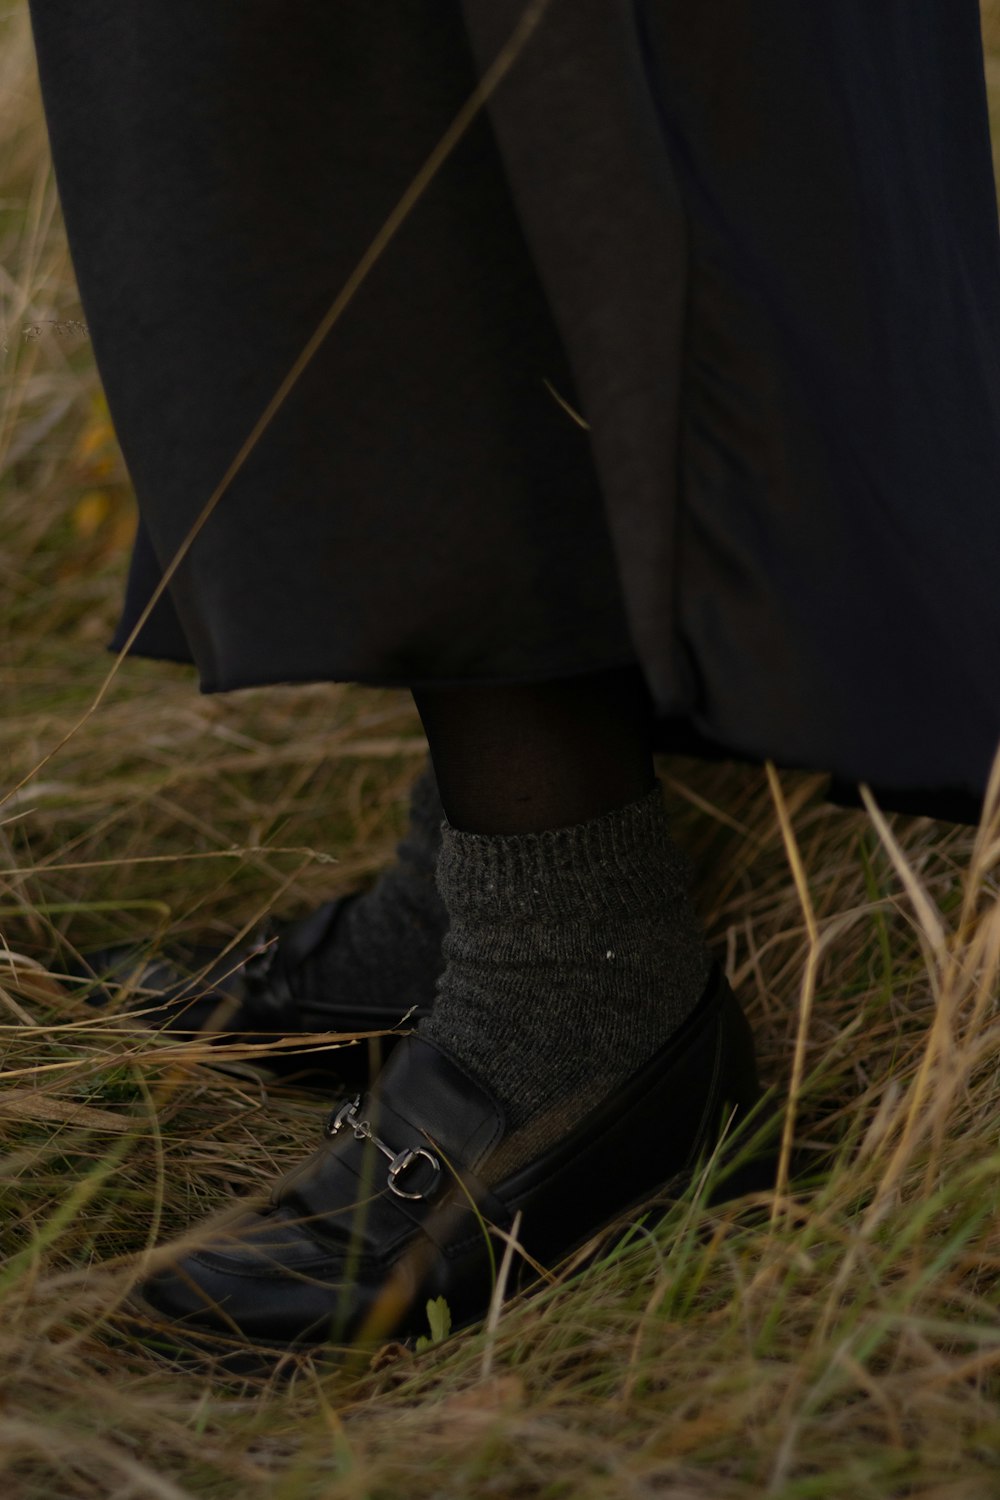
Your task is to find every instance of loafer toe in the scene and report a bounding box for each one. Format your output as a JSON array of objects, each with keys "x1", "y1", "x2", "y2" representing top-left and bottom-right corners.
[{"x1": 139, "y1": 1206, "x2": 376, "y2": 1347}]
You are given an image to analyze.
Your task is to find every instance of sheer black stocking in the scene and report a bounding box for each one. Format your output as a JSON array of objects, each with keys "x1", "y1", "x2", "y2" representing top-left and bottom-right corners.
[{"x1": 412, "y1": 664, "x2": 657, "y2": 835}]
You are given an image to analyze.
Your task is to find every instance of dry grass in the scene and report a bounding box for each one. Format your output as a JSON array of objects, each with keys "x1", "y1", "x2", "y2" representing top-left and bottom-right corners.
[{"x1": 5, "y1": 5, "x2": 1000, "y2": 1496}]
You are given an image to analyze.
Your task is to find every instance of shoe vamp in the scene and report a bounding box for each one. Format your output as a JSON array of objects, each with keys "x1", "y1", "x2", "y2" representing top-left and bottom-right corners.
[
  {"x1": 193, "y1": 1205, "x2": 367, "y2": 1273},
  {"x1": 140, "y1": 1207, "x2": 389, "y2": 1345}
]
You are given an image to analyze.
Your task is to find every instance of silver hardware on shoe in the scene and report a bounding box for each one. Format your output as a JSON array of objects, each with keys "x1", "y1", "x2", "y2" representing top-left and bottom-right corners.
[{"x1": 324, "y1": 1095, "x2": 441, "y2": 1201}]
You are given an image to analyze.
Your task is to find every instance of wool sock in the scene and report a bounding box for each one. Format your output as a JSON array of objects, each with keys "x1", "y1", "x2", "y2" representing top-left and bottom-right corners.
[
  {"x1": 290, "y1": 762, "x2": 448, "y2": 1027},
  {"x1": 420, "y1": 783, "x2": 714, "y2": 1176}
]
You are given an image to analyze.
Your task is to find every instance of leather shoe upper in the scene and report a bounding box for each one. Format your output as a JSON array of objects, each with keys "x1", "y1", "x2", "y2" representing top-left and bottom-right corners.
[{"x1": 135, "y1": 963, "x2": 763, "y2": 1353}]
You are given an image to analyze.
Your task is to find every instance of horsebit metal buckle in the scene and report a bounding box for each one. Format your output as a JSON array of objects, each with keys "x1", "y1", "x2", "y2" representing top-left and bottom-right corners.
[{"x1": 324, "y1": 1096, "x2": 441, "y2": 1202}]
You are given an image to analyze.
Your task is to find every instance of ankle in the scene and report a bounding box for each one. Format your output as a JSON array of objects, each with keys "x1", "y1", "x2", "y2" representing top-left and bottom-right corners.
[{"x1": 421, "y1": 784, "x2": 714, "y2": 1168}]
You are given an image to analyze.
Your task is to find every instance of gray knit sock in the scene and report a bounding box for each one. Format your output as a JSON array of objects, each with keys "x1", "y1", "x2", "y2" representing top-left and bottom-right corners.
[
  {"x1": 292, "y1": 763, "x2": 448, "y2": 1026},
  {"x1": 420, "y1": 784, "x2": 714, "y2": 1177}
]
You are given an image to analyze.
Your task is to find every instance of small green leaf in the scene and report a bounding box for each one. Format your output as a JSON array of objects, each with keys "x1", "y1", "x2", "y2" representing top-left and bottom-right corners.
[{"x1": 414, "y1": 1296, "x2": 452, "y2": 1352}]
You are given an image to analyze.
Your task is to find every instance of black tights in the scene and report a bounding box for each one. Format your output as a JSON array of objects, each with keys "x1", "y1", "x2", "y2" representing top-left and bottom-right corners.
[{"x1": 413, "y1": 665, "x2": 657, "y2": 836}]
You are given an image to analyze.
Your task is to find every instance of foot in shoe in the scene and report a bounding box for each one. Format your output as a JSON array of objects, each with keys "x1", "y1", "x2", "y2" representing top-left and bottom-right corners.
[
  {"x1": 127, "y1": 787, "x2": 757, "y2": 1367},
  {"x1": 72, "y1": 764, "x2": 448, "y2": 1078},
  {"x1": 128, "y1": 961, "x2": 762, "y2": 1366}
]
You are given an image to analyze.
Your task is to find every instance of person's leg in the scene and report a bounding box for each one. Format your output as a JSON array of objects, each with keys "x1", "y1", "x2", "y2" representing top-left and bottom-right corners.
[
  {"x1": 78, "y1": 761, "x2": 449, "y2": 1057},
  {"x1": 414, "y1": 666, "x2": 657, "y2": 836},
  {"x1": 134, "y1": 669, "x2": 759, "y2": 1352},
  {"x1": 413, "y1": 665, "x2": 715, "y2": 1175}
]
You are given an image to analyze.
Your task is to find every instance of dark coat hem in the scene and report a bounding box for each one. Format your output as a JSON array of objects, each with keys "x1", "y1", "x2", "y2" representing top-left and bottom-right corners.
[{"x1": 106, "y1": 640, "x2": 986, "y2": 828}]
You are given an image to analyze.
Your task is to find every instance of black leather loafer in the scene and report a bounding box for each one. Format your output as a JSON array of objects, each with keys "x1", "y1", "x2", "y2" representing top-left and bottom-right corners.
[
  {"x1": 129, "y1": 963, "x2": 767, "y2": 1368},
  {"x1": 74, "y1": 897, "x2": 432, "y2": 1086}
]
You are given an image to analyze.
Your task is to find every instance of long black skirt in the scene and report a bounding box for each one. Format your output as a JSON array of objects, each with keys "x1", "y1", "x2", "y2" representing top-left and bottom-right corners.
[{"x1": 26, "y1": 1, "x2": 1000, "y2": 824}]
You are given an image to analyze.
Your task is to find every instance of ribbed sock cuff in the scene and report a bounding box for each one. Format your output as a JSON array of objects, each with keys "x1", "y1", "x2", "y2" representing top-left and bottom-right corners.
[{"x1": 435, "y1": 784, "x2": 688, "y2": 921}]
